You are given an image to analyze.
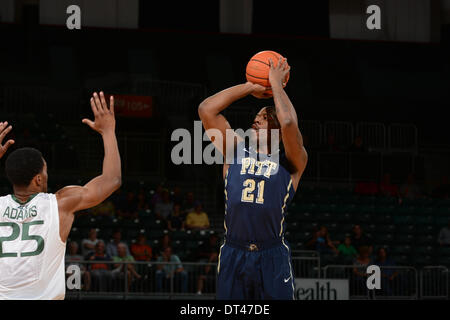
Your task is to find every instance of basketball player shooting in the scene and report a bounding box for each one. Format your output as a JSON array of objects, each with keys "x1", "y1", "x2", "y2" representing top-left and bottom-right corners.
[
  {"x1": 198, "y1": 57, "x2": 308, "y2": 299},
  {"x1": 0, "y1": 92, "x2": 121, "y2": 300}
]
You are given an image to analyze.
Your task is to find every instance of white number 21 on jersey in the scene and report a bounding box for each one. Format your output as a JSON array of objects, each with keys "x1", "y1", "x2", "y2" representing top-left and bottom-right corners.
[{"x1": 241, "y1": 179, "x2": 265, "y2": 204}]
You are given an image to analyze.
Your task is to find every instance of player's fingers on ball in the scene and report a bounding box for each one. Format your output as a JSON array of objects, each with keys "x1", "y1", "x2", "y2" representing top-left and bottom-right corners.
[
  {"x1": 268, "y1": 58, "x2": 273, "y2": 68},
  {"x1": 278, "y1": 56, "x2": 283, "y2": 68}
]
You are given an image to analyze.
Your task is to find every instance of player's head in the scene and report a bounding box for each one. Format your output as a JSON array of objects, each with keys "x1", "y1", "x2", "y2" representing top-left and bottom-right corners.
[
  {"x1": 250, "y1": 106, "x2": 281, "y2": 152},
  {"x1": 5, "y1": 147, "x2": 48, "y2": 193}
]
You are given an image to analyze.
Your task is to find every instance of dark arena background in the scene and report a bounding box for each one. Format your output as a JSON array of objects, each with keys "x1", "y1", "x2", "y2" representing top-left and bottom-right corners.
[{"x1": 1, "y1": 0, "x2": 450, "y2": 304}]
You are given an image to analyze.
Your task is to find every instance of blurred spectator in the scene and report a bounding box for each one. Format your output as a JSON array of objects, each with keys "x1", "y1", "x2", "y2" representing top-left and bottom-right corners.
[
  {"x1": 66, "y1": 241, "x2": 91, "y2": 291},
  {"x1": 171, "y1": 186, "x2": 184, "y2": 206},
  {"x1": 137, "y1": 189, "x2": 149, "y2": 211},
  {"x1": 352, "y1": 246, "x2": 373, "y2": 296},
  {"x1": 196, "y1": 234, "x2": 220, "y2": 294},
  {"x1": 151, "y1": 184, "x2": 164, "y2": 208},
  {"x1": 116, "y1": 191, "x2": 138, "y2": 219},
  {"x1": 154, "y1": 189, "x2": 174, "y2": 221},
  {"x1": 91, "y1": 199, "x2": 115, "y2": 218},
  {"x1": 111, "y1": 189, "x2": 126, "y2": 214},
  {"x1": 185, "y1": 202, "x2": 210, "y2": 231},
  {"x1": 86, "y1": 240, "x2": 113, "y2": 292},
  {"x1": 374, "y1": 247, "x2": 398, "y2": 296},
  {"x1": 131, "y1": 234, "x2": 153, "y2": 261},
  {"x1": 348, "y1": 136, "x2": 367, "y2": 153},
  {"x1": 155, "y1": 234, "x2": 172, "y2": 258},
  {"x1": 432, "y1": 176, "x2": 450, "y2": 199},
  {"x1": 351, "y1": 225, "x2": 373, "y2": 254},
  {"x1": 196, "y1": 233, "x2": 220, "y2": 261},
  {"x1": 305, "y1": 226, "x2": 338, "y2": 255},
  {"x1": 81, "y1": 228, "x2": 101, "y2": 257},
  {"x1": 167, "y1": 204, "x2": 185, "y2": 231},
  {"x1": 112, "y1": 243, "x2": 141, "y2": 291},
  {"x1": 379, "y1": 173, "x2": 399, "y2": 197},
  {"x1": 399, "y1": 173, "x2": 422, "y2": 199},
  {"x1": 155, "y1": 246, "x2": 188, "y2": 293},
  {"x1": 438, "y1": 221, "x2": 450, "y2": 247},
  {"x1": 106, "y1": 229, "x2": 130, "y2": 258},
  {"x1": 182, "y1": 192, "x2": 195, "y2": 214},
  {"x1": 337, "y1": 235, "x2": 358, "y2": 264},
  {"x1": 354, "y1": 181, "x2": 378, "y2": 196}
]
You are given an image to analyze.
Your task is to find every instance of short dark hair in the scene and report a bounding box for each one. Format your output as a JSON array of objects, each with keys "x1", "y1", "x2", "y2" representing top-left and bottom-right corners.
[{"x1": 5, "y1": 148, "x2": 44, "y2": 187}]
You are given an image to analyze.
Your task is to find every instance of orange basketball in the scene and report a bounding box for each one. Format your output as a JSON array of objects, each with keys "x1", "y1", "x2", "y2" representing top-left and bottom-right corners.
[{"x1": 246, "y1": 50, "x2": 290, "y2": 96}]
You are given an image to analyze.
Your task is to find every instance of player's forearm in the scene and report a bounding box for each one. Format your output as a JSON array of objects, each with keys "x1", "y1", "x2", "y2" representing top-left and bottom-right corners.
[
  {"x1": 198, "y1": 83, "x2": 252, "y2": 117},
  {"x1": 272, "y1": 84, "x2": 298, "y2": 127},
  {"x1": 84, "y1": 131, "x2": 121, "y2": 199},
  {"x1": 100, "y1": 131, "x2": 122, "y2": 186}
]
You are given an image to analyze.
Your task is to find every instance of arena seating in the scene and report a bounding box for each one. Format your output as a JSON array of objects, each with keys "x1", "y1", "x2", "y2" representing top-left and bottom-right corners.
[{"x1": 66, "y1": 183, "x2": 450, "y2": 268}]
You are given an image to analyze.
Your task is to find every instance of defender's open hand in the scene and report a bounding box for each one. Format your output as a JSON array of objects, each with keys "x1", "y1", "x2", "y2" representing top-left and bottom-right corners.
[{"x1": 82, "y1": 92, "x2": 116, "y2": 135}]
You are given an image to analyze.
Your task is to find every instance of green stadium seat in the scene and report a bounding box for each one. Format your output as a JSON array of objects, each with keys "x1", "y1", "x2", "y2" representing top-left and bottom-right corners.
[
  {"x1": 186, "y1": 240, "x2": 199, "y2": 250},
  {"x1": 378, "y1": 197, "x2": 398, "y2": 206},
  {"x1": 334, "y1": 213, "x2": 353, "y2": 223},
  {"x1": 414, "y1": 246, "x2": 435, "y2": 256},
  {"x1": 436, "y1": 247, "x2": 450, "y2": 257},
  {"x1": 394, "y1": 206, "x2": 415, "y2": 216},
  {"x1": 353, "y1": 213, "x2": 372, "y2": 224},
  {"x1": 415, "y1": 235, "x2": 435, "y2": 246},
  {"x1": 415, "y1": 215, "x2": 434, "y2": 225},
  {"x1": 373, "y1": 233, "x2": 394, "y2": 245},
  {"x1": 372, "y1": 213, "x2": 393, "y2": 224},
  {"x1": 434, "y1": 255, "x2": 450, "y2": 266},
  {"x1": 316, "y1": 212, "x2": 332, "y2": 222},
  {"x1": 391, "y1": 254, "x2": 411, "y2": 266},
  {"x1": 393, "y1": 215, "x2": 414, "y2": 225},
  {"x1": 390, "y1": 245, "x2": 412, "y2": 255},
  {"x1": 410, "y1": 254, "x2": 433, "y2": 267},
  {"x1": 374, "y1": 205, "x2": 395, "y2": 215},
  {"x1": 327, "y1": 223, "x2": 339, "y2": 233},
  {"x1": 171, "y1": 230, "x2": 189, "y2": 241},
  {"x1": 148, "y1": 229, "x2": 166, "y2": 240},
  {"x1": 334, "y1": 232, "x2": 348, "y2": 242},
  {"x1": 394, "y1": 234, "x2": 414, "y2": 244},
  {"x1": 434, "y1": 216, "x2": 450, "y2": 227},
  {"x1": 396, "y1": 225, "x2": 416, "y2": 235},
  {"x1": 291, "y1": 211, "x2": 315, "y2": 222},
  {"x1": 415, "y1": 225, "x2": 434, "y2": 235},
  {"x1": 300, "y1": 222, "x2": 319, "y2": 232}
]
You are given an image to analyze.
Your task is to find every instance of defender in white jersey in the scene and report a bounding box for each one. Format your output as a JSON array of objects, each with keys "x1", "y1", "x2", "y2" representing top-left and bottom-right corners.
[{"x1": 0, "y1": 91, "x2": 121, "y2": 300}]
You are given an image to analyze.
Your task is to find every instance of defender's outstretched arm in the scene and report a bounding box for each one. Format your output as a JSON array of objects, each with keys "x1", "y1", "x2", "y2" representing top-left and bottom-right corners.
[
  {"x1": 56, "y1": 92, "x2": 122, "y2": 215},
  {"x1": 269, "y1": 58, "x2": 308, "y2": 189}
]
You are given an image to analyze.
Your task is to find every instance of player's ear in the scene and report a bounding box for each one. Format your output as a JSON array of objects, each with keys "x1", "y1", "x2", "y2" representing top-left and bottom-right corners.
[{"x1": 34, "y1": 174, "x2": 42, "y2": 187}]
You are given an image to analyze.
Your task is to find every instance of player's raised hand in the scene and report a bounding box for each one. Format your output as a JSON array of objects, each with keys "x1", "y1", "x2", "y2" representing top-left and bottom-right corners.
[
  {"x1": 246, "y1": 82, "x2": 271, "y2": 99},
  {"x1": 82, "y1": 92, "x2": 116, "y2": 135},
  {"x1": 0, "y1": 121, "x2": 14, "y2": 159},
  {"x1": 268, "y1": 57, "x2": 290, "y2": 88}
]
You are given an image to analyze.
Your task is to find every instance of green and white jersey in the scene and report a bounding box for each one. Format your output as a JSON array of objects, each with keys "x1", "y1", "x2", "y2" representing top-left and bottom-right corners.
[{"x1": 0, "y1": 193, "x2": 66, "y2": 300}]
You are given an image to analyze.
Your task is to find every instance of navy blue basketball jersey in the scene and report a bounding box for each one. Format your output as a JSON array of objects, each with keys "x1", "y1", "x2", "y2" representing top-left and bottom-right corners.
[{"x1": 224, "y1": 142, "x2": 295, "y2": 242}]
